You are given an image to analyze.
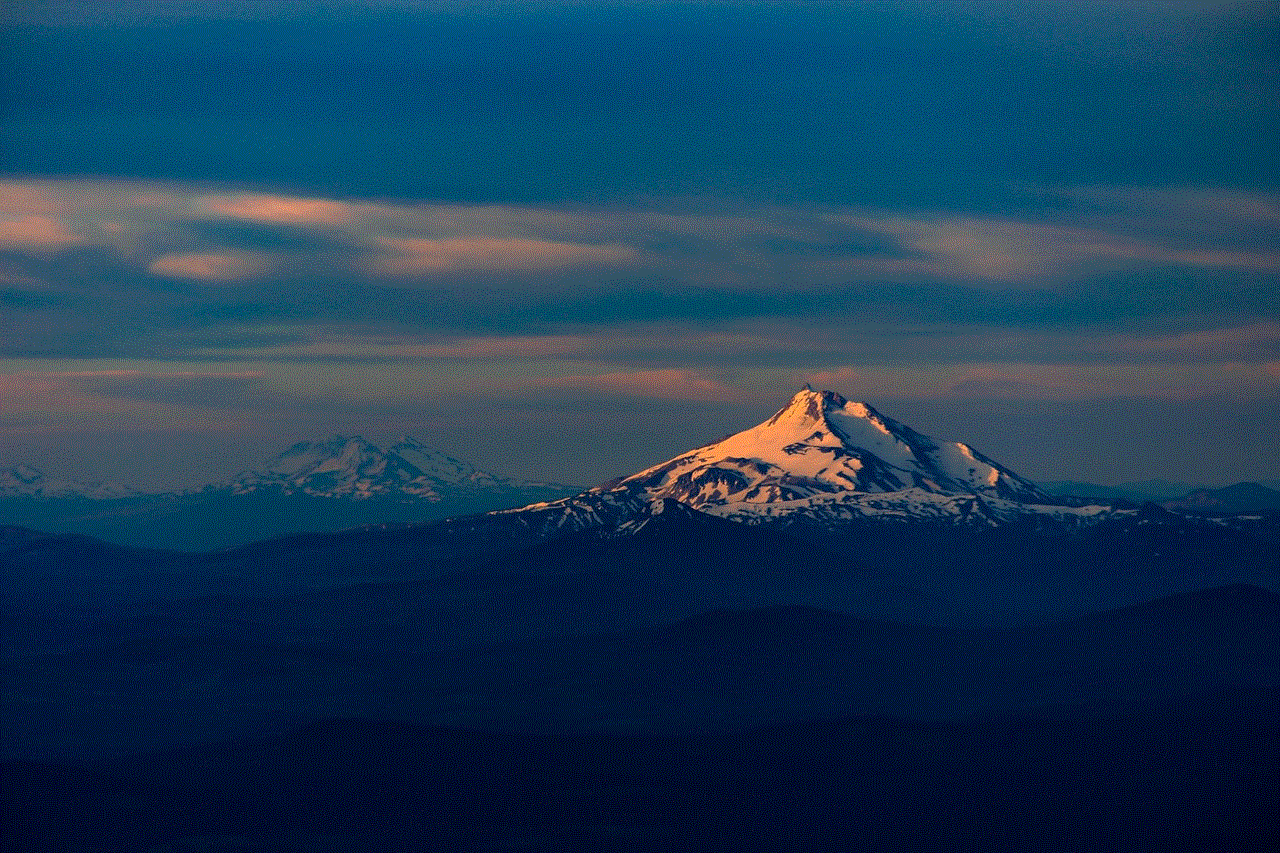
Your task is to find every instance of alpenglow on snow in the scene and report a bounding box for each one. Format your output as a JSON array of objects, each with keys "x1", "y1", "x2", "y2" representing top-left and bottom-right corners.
[
  {"x1": 501, "y1": 387, "x2": 1113, "y2": 533},
  {"x1": 605, "y1": 385, "x2": 1049, "y2": 506}
]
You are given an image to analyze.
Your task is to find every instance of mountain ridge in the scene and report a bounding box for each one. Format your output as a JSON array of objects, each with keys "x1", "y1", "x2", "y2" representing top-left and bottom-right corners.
[
  {"x1": 0, "y1": 463, "x2": 139, "y2": 500},
  {"x1": 0, "y1": 438, "x2": 579, "y2": 550},
  {"x1": 6, "y1": 390, "x2": 1277, "y2": 548}
]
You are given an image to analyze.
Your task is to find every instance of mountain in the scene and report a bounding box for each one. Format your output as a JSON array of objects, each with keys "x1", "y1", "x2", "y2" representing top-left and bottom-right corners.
[
  {"x1": 610, "y1": 385, "x2": 1049, "y2": 504},
  {"x1": 0, "y1": 439, "x2": 578, "y2": 550},
  {"x1": 498, "y1": 386, "x2": 1117, "y2": 535},
  {"x1": 1162, "y1": 482, "x2": 1280, "y2": 515},
  {"x1": 218, "y1": 435, "x2": 566, "y2": 501},
  {"x1": 0, "y1": 464, "x2": 138, "y2": 500},
  {"x1": 1040, "y1": 479, "x2": 1206, "y2": 503},
  {"x1": 1032, "y1": 479, "x2": 1280, "y2": 513}
]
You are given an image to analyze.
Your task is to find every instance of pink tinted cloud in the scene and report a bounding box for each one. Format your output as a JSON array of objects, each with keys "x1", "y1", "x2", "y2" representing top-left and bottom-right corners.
[
  {"x1": 1056, "y1": 185, "x2": 1280, "y2": 226},
  {"x1": 0, "y1": 370, "x2": 264, "y2": 432},
  {"x1": 1093, "y1": 322, "x2": 1280, "y2": 359},
  {"x1": 181, "y1": 331, "x2": 605, "y2": 360},
  {"x1": 4, "y1": 177, "x2": 1276, "y2": 290},
  {"x1": 803, "y1": 368, "x2": 865, "y2": 393},
  {"x1": 837, "y1": 214, "x2": 1280, "y2": 284},
  {"x1": 0, "y1": 372, "x2": 142, "y2": 418},
  {"x1": 394, "y1": 335, "x2": 597, "y2": 359},
  {"x1": 540, "y1": 369, "x2": 740, "y2": 401},
  {"x1": 0, "y1": 215, "x2": 80, "y2": 249},
  {"x1": 945, "y1": 362, "x2": 1279, "y2": 400},
  {"x1": 10, "y1": 370, "x2": 264, "y2": 379},
  {"x1": 800, "y1": 359, "x2": 1280, "y2": 402},
  {"x1": 149, "y1": 251, "x2": 273, "y2": 281},
  {"x1": 0, "y1": 185, "x2": 65, "y2": 215},
  {"x1": 201, "y1": 193, "x2": 359, "y2": 226},
  {"x1": 371, "y1": 236, "x2": 636, "y2": 274}
]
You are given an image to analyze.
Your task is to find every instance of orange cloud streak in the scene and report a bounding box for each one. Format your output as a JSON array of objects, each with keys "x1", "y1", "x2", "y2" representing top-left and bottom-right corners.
[
  {"x1": 372, "y1": 236, "x2": 636, "y2": 274},
  {"x1": 149, "y1": 251, "x2": 272, "y2": 281},
  {"x1": 539, "y1": 369, "x2": 740, "y2": 401},
  {"x1": 202, "y1": 193, "x2": 358, "y2": 226},
  {"x1": 0, "y1": 215, "x2": 80, "y2": 249}
]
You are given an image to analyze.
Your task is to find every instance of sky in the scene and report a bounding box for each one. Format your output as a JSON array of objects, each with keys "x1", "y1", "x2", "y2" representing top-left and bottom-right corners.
[{"x1": 2, "y1": 0, "x2": 1278, "y2": 490}]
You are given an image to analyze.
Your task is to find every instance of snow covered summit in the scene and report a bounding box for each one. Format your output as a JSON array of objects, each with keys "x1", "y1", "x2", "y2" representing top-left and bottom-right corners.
[
  {"x1": 498, "y1": 387, "x2": 1103, "y2": 535},
  {"x1": 223, "y1": 435, "x2": 557, "y2": 500},
  {"x1": 601, "y1": 385, "x2": 1049, "y2": 509},
  {"x1": 0, "y1": 463, "x2": 139, "y2": 499}
]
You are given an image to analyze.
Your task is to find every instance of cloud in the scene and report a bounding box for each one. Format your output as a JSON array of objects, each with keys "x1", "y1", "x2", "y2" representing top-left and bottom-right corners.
[
  {"x1": 1092, "y1": 322, "x2": 1280, "y2": 360},
  {"x1": 0, "y1": 368, "x2": 268, "y2": 427},
  {"x1": 149, "y1": 251, "x2": 274, "y2": 281},
  {"x1": 201, "y1": 193, "x2": 360, "y2": 226},
  {"x1": 175, "y1": 325, "x2": 817, "y2": 365},
  {"x1": 836, "y1": 215, "x2": 1280, "y2": 284},
  {"x1": 185, "y1": 331, "x2": 603, "y2": 360},
  {"x1": 369, "y1": 236, "x2": 637, "y2": 275},
  {"x1": 799, "y1": 360, "x2": 1280, "y2": 402},
  {"x1": 539, "y1": 369, "x2": 741, "y2": 401},
  {"x1": 20, "y1": 369, "x2": 264, "y2": 379},
  {"x1": 804, "y1": 367, "x2": 865, "y2": 393},
  {"x1": 0, "y1": 215, "x2": 81, "y2": 249},
  {"x1": 0, "y1": 185, "x2": 66, "y2": 216},
  {"x1": 73, "y1": 370, "x2": 268, "y2": 406},
  {"x1": 3, "y1": 177, "x2": 1276, "y2": 294},
  {"x1": 1051, "y1": 185, "x2": 1280, "y2": 228}
]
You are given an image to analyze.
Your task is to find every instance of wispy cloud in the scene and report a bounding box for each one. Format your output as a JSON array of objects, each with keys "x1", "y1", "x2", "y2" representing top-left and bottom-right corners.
[
  {"x1": 1090, "y1": 322, "x2": 1280, "y2": 360},
  {"x1": 836, "y1": 215, "x2": 1280, "y2": 283},
  {"x1": 11, "y1": 370, "x2": 264, "y2": 379},
  {"x1": 184, "y1": 331, "x2": 602, "y2": 360},
  {"x1": 0, "y1": 368, "x2": 268, "y2": 428},
  {"x1": 200, "y1": 193, "x2": 360, "y2": 226},
  {"x1": 4, "y1": 177, "x2": 1276, "y2": 293},
  {"x1": 177, "y1": 326, "x2": 810, "y2": 364},
  {"x1": 149, "y1": 251, "x2": 275, "y2": 281},
  {"x1": 1050, "y1": 185, "x2": 1280, "y2": 229},
  {"x1": 0, "y1": 215, "x2": 81, "y2": 250},
  {"x1": 538, "y1": 369, "x2": 741, "y2": 401},
  {"x1": 805, "y1": 360, "x2": 1280, "y2": 402},
  {"x1": 370, "y1": 236, "x2": 636, "y2": 275}
]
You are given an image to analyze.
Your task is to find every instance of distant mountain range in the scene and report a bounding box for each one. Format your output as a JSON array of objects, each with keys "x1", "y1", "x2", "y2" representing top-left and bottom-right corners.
[
  {"x1": 1039, "y1": 477, "x2": 1280, "y2": 502},
  {"x1": 4, "y1": 388, "x2": 1277, "y2": 550},
  {"x1": 220, "y1": 435, "x2": 565, "y2": 500},
  {"x1": 0, "y1": 463, "x2": 139, "y2": 500},
  {"x1": 3, "y1": 436, "x2": 570, "y2": 502},
  {"x1": 0, "y1": 437, "x2": 577, "y2": 550},
  {"x1": 1161, "y1": 481, "x2": 1280, "y2": 514}
]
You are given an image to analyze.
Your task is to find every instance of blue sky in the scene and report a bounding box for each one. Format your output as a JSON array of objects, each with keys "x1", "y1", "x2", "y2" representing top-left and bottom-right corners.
[{"x1": 2, "y1": 0, "x2": 1277, "y2": 488}]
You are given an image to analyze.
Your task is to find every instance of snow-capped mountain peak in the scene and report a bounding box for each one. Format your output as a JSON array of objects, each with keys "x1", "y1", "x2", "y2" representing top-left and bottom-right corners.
[
  {"x1": 604, "y1": 386, "x2": 1047, "y2": 509},
  {"x1": 389, "y1": 438, "x2": 498, "y2": 485},
  {"x1": 0, "y1": 463, "x2": 139, "y2": 499},
  {"x1": 486, "y1": 387, "x2": 1113, "y2": 539},
  {"x1": 9, "y1": 463, "x2": 43, "y2": 486},
  {"x1": 263, "y1": 436, "x2": 385, "y2": 479},
  {"x1": 224, "y1": 436, "x2": 547, "y2": 500}
]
